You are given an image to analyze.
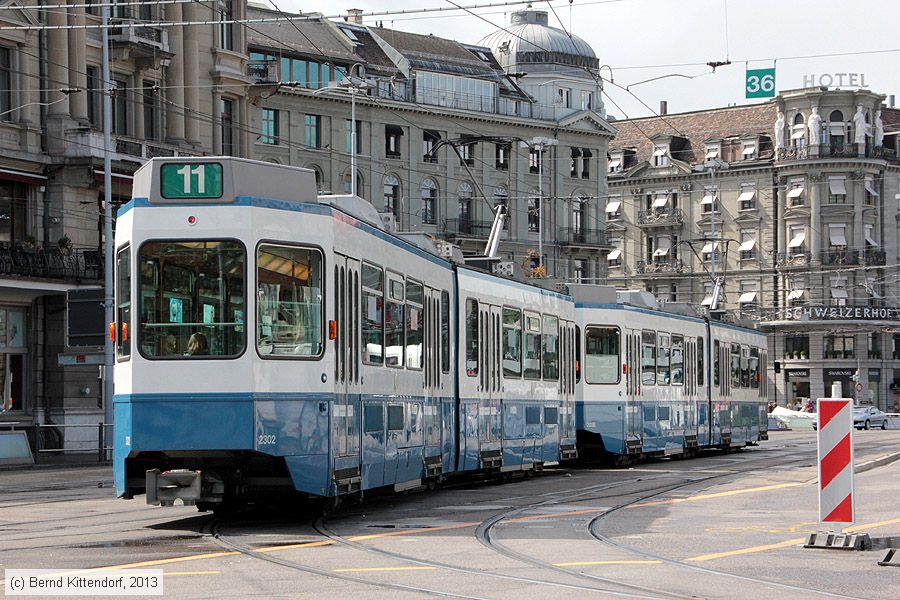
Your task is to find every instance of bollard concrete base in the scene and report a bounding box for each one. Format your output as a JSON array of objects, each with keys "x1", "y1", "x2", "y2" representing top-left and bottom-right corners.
[
  {"x1": 878, "y1": 548, "x2": 900, "y2": 567},
  {"x1": 805, "y1": 531, "x2": 871, "y2": 550}
]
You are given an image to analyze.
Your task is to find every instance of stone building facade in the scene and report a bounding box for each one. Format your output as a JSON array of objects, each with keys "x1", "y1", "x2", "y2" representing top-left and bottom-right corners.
[
  {"x1": 0, "y1": 1, "x2": 251, "y2": 449},
  {"x1": 606, "y1": 88, "x2": 900, "y2": 411}
]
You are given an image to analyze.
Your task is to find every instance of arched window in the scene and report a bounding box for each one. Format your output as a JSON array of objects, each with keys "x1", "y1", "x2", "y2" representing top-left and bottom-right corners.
[
  {"x1": 571, "y1": 194, "x2": 588, "y2": 234},
  {"x1": 793, "y1": 113, "x2": 805, "y2": 126},
  {"x1": 829, "y1": 110, "x2": 844, "y2": 123},
  {"x1": 421, "y1": 178, "x2": 437, "y2": 225},
  {"x1": 829, "y1": 111, "x2": 845, "y2": 149},
  {"x1": 306, "y1": 164, "x2": 324, "y2": 191},
  {"x1": 383, "y1": 174, "x2": 401, "y2": 220},
  {"x1": 792, "y1": 113, "x2": 806, "y2": 150}
]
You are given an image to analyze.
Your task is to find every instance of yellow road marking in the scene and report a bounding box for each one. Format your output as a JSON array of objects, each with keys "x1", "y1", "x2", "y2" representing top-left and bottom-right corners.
[
  {"x1": 85, "y1": 551, "x2": 240, "y2": 570},
  {"x1": 686, "y1": 516, "x2": 900, "y2": 562},
  {"x1": 256, "y1": 540, "x2": 334, "y2": 552},
  {"x1": 554, "y1": 560, "x2": 662, "y2": 567},
  {"x1": 345, "y1": 521, "x2": 479, "y2": 542},
  {"x1": 632, "y1": 482, "x2": 804, "y2": 508},
  {"x1": 334, "y1": 566, "x2": 436, "y2": 573},
  {"x1": 164, "y1": 571, "x2": 221, "y2": 576}
]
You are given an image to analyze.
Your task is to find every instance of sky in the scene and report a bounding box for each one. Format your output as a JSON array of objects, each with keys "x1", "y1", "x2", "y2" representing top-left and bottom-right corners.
[{"x1": 279, "y1": 0, "x2": 900, "y2": 119}]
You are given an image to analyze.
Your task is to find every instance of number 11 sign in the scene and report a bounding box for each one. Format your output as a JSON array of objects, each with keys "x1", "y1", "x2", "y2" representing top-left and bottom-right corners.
[
  {"x1": 160, "y1": 162, "x2": 224, "y2": 199},
  {"x1": 745, "y1": 68, "x2": 776, "y2": 99}
]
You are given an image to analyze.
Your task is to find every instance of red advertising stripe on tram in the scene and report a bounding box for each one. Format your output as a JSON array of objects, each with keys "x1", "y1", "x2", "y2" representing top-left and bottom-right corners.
[
  {"x1": 824, "y1": 492, "x2": 853, "y2": 523},
  {"x1": 820, "y1": 433, "x2": 851, "y2": 490},
  {"x1": 818, "y1": 399, "x2": 849, "y2": 430}
]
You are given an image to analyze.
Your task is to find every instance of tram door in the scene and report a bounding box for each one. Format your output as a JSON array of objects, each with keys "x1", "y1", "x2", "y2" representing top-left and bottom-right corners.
[
  {"x1": 625, "y1": 329, "x2": 642, "y2": 447},
  {"x1": 423, "y1": 288, "x2": 443, "y2": 477},
  {"x1": 333, "y1": 255, "x2": 362, "y2": 488}
]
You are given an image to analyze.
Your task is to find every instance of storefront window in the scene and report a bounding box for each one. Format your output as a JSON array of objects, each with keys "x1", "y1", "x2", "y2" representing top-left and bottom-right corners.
[
  {"x1": 784, "y1": 335, "x2": 809, "y2": 359},
  {"x1": 0, "y1": 307, "x2": 26, "y2": 413}
]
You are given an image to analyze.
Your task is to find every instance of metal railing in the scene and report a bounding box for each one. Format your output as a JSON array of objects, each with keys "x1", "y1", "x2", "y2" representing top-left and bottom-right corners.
[
  {"x1": 637, "y1": 207, "x2": 685, "y2": 227},
  {"x1": 777, "y1": 144, "x2": 899, "y2": 162},
  {"x1": 0, "y1": 245, "x2": 103, "y2": 282},
  {"x1": 863, "y1": 249, "x2": 887, "y2": 266},
  {"x1": 442, "y1": 218, "x2": 493, "y2": 237},
  {"x1": 556, "y1": 227, "x2": 607, "y2": 247},
  {"x1": 821, "y1": 249, "x2": 860, "y2": 266},
  {"x1": 776, "y1": 251, "x2": 811, "y2": 267},
  {"x1": 3, "y1": 422, "x2": 113, "y2": 462},
  {"x1": 636, "y1": 257, "x2": 685, "y2": 274}
]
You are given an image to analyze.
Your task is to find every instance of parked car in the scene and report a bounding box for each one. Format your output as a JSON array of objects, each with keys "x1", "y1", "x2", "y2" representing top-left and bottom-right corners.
[{"x1": 853, "y1": 406, "x2": 888, "y2": 430}]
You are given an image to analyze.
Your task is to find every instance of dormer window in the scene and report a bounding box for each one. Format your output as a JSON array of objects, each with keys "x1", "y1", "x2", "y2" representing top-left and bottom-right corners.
[
  {"x1": 608, "y1": 155, "x2": 622, "y2": 174},
  {"x1": 704, "y1": 144, "x2": 720, "y2": 161},
  {"x1": 652, "y1": 146, "x2": 668, "y2": 167},
  {"x1": 742, "y1": 144, "x2": 756, "y2": 160}
]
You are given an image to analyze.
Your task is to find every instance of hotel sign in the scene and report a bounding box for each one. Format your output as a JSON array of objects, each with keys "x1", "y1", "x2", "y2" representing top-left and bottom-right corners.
[{"x1": 782, "y1": 305, "x2": 900, "y2": 321}]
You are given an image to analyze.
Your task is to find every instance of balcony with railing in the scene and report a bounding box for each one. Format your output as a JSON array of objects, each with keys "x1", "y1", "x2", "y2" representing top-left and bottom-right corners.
[
  {"x1": 637, "y1": 208, "x2": 684, "y2": 228},
  {"x1": 863, "y1": 248, "x2": 887, "y2": 266},
  {"x1": 248, "y1": 60, "x2": 280, "y2": 83},
  {"x1": 0, "y1": 244, "x2": 103, "y2": 283},
  {"x1": 776, "y1": 251, "x2": 812, "y2": 267},
  {"x1": 65, "y1": 130, "x2": 198, "y2": 162},
  {"x1": 556, "y1": 227, "x2": 607, "y2": 248},
  {"x1": 442, "y1": 218, "x2": 494, "y2": 238},
  {"x1": 777, "y1": 144, "x2": 899, "y2": 163},
  {"x1": 110, "y1": 23, "x2": 171, "y2": 60},
  {"x1": 821, "y1": 249, "x2": 860, "y2": 266},
  {"x1": 636, "y1": 257, "x2": 685, "y2": 274}
]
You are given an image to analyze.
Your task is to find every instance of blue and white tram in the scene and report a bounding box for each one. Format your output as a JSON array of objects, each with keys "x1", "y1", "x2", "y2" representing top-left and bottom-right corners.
[{"x1": 572, "y1": 288, "x2": 768, "y2": 461}]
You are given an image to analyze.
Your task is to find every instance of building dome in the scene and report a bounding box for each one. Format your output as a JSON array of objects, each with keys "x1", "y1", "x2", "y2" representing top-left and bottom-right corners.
[{"x1": 478, "y1": 10, "x2": 598, "y2": 74}]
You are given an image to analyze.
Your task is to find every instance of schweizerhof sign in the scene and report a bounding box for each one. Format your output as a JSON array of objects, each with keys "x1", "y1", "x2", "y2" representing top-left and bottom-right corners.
[{"x1": 782, "y1": 305, "x2": 900, "y2": 321}]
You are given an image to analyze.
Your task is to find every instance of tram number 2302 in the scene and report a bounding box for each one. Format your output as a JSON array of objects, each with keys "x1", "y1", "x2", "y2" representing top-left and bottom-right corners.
[{"x1": 257, "y1": 434, "x2": 277, "y2": 446}]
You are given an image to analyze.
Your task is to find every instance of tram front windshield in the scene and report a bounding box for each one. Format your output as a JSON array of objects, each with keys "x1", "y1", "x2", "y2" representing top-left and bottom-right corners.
[{"x1": 138, "y1": 240, "x2": 246, "y2": 358}]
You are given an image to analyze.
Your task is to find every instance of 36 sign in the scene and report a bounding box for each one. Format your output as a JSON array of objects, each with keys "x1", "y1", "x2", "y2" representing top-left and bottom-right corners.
[
  {"x1": 745, "y1": 68, "x2": 776, "y2": 99},
  {"x1": 160, "y1": 162, "x2": 223, "y2": 199}
]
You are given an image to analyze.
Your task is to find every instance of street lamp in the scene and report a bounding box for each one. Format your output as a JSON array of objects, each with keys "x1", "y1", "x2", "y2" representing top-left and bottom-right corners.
[
  {"x1": 520, "y1": 136, "x2": 559, "y2": 275},
  {"x1": 311, "y1": 63, "x2": 367, "y2": 196}
]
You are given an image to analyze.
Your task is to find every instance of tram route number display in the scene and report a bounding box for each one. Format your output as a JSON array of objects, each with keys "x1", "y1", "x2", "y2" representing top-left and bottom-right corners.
[{"x1": 160, "y1": 162, "x2": 224, "y2": 199}]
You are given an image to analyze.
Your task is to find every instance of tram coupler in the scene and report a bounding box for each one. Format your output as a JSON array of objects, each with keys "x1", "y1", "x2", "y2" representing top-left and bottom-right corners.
[{"x1": 146, "y1": 469, "x2": 224, "y2": 507}]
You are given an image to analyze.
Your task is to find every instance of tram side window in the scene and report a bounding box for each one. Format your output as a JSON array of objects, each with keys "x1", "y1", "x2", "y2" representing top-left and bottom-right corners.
[
  {"x1": 465, "y1": 298, "x2": 478, "y2": 376},
  {"x1": 138, "y1": 240, "x2": 246, "y2": 358},
  {"x1": 361, "y1": 263, "x2": 384, "y2": 364},
  {"x1": 542, "y1": 315, "x2": 559, "y2": 380},
  {"x1": 116, "y1": 245, "x2": 131, "y2": 359},
  {"x1": 657, "y1": 333, "x2": 670, "y2": 385},
  {"x1": 502, "y1": 307, "x2": 522, "y2": 377},
  {"x1": 441, "y1": 290, "x2": 450, "y2": 373},
  {"x1": 385, "y1": 276, "x2": 405, "y2": 367},
  {"x1": 387, "y1": 404, "x2": 404, "y2": 431},
  {"x1": 713, "y1": 340, "x2": 720, "y2": 387},
  {"x1": 697, "y1": 337, "x2": 704, "y2": 387},
  {"x1": 523, "y1": 313, "x2": 541, "y2": 379},
  {"x1": 641, "y1": 330, "x2": 656, "y2": 386},
  {"x1": 740, "y1": 345, "x2": 750, "y2": 388},
  {"x1": 731, "y1": 343, "x2": 741, "y2": 388},
  {"x1": 257, "y1": 244, "x2": 323, "y2": 357},
  {"x1": 749, "y1": 347, "x2": 760, "y2": 389},
  {"x1": 405, "y1": 280, "x2": 423, "y2": 369},
  {"x1": 671, "y1": 334, "x2": 684, "y2": 385},
  {"x1": 584, "y1": 326, "x2": 620, "y2": 384}
]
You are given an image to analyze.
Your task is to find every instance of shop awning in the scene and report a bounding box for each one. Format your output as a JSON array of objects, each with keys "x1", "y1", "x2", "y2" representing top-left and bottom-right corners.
[
  {"x1": 828, "y1": 177, "x2": 847, "y2": 196},
  {"x1": 788, "y1": 289, "x2": 805, "y2": 300},
  {"x1": 653, "y1": 246, "x2": 669, "y2": 257},
  {"x1": 607, "y1": 248, "x2": 621, "y2": 261},
  {"x1": 700, "y1": 193, "x2": 717, "y2": 205},
  {"x1": 605, "y1": 200, "x2": 621, "y2": 213},
  {"x1": 739, "y1": 291, "x2": 758, "y2": 304},
  {"x1": 788, "y1": 231, "x2": 806, "y2": 248},
  {"x1": 701, "y1": 295, "x2": 714, "y2": 307},
  {"x1": 739, "y1": 238, "x2": 756, "y2": 252},
  {"x1": 742, "y1": 145, "x2": 756, "y2": 156},
  {"x1": 791, "y1": 130, "x2": 806, "y2": 139},
  {"x1": 737, "y1": 190, "x2": 756, "y2": 203},
  {"x1": 865, "y1": 181, "x2": 879, "y2": 197},
  {"x1": 705, "y1": 148, "x2": 719, "y2": 159},
  {"x1": 828, "y1": 226, "x2": 847, "y2": 246},
  {"x1": 830, "y1": 287, "x2": 849, "y2": 299},
  {"x1": 865, "y1": 232, "x2": 879, "y2": 247},
  {"x1": 0, "y1": 167, "x2": 47, "y2": 185},
  {"x1": 701, "y1": 242, "x2": 719, "y2": 254},
  {"x1": 608, "y1": 159, "x2": 621, "y2": 169},
  {"x1": 652, "y1": 193, "x2": 669, "y2": 208},
  {"x1": 787, "y1": 185, "x2": 804, "y2": 198}
]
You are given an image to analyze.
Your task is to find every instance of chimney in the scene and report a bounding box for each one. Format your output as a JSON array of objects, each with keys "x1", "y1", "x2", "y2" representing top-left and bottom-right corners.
[
  {"x1": 345, "y1": 8, "x2": 363, "y2": 24},
  {"x1": 889, "y1": 95, "x2": 896, "y2": 108},
  {"x1": 659, "y1": 100, "x2": 668, "y2": 115}
]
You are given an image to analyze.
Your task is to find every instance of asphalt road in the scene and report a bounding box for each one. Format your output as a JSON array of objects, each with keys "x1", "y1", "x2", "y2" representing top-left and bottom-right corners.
[{"x1": 2, "y1": 430, "x2": 900, "y2": 599}]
